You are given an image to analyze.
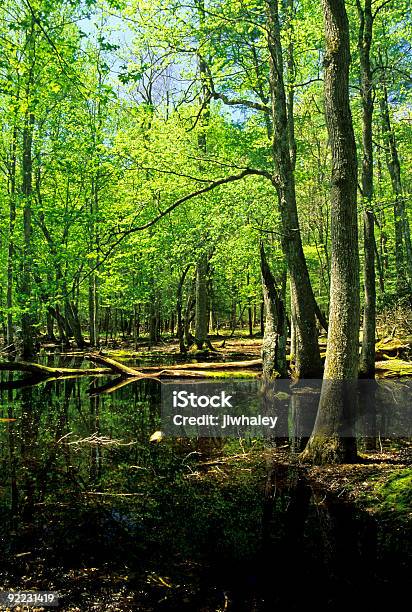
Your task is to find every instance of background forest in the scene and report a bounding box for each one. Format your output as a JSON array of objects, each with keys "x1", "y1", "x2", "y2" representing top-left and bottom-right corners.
[{"x1": 0, "y1": 0, "x2": 410, "y2": 362}]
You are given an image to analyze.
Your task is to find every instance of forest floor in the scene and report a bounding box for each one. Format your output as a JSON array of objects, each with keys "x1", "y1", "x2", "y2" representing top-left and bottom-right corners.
[
  {"x1": 88, "y1": 334, "x2": 265, "y2": 361},
  {"x1": 36, "y1": 330, "x2": 412, "y2": 375},
  {"x1": 177, "y1": 443, "x2": 412, "y2": 524}
]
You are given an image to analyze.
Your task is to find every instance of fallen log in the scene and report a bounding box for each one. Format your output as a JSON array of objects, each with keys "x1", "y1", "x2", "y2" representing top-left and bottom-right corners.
[
  {"x1": 0, "y1": 354, "x2": 253, "y2": 383},
  {"x1": 375, "y1": 359, "x2": 412, "y2": 378},
  {"x1": 140, "y1": 359, "x2": 263, "y2": 372},
  {"x1": 0, "y1": 354, "x2": 263, "y2": 387},
  {"x1": 86, "y1": 353, "x2": 262, "y2": 378},
  {"x1": 85, "y1": 353, "x2": 143, "y2": 376},
  {"x1": 3, "y1": 352, "x2": 410, "y2": 384},
  {"x1": 375, "y1": 337, "x2": 411, "y2": 360},
  {"x1": 0, "y1": 361, "x2": 110, "y2": 377}
]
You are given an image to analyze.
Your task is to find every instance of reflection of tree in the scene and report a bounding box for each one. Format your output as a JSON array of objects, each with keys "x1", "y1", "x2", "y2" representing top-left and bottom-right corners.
[
  {"x1": 8, "y1": 372, "x2": 18, "y2": 524},
  {"x1": 20, "y1": 386, "x2": 40, "y2": 522},
  {"x1": 289, "y1": 384, "x2": 319, "y2": 453},
  {"x1": 89, "y1": 379, "x2": 102, "y2": 484},
  {"x1": 359, "y1": 380, "x2": 377, "y2": 451},
  {"x1": 261, "y1": 463, "x2": 312, "y2": 608}
]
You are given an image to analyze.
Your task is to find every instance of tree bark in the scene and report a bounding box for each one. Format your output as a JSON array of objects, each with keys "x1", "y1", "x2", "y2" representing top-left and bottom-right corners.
[
  {"x1": 357, "y1": 0, "x2": 376, "y2": 378},
  {"x1": 260, "y1": 243, "x2": 288, "y2": 378},
  {"x1": 88, "y1": 169, "x2": 100, "y2": 347},
  {"x1": 46, "y1": 308, "x2": 56, "y2": 342},
  {"x1": 19, "y1": 16, "x2": 37, "y2": 360},
  {"x1": 64, "y1": 300, "x2": 85, "y2": 349},
  {"x1": 48, "y1": 305, "x2": 70, "y2": 345},
  {"x1": 302, "y1": 0, "x2": 360, "y2": 464},
  {"x1": 149, "y1": 300, "x2": 158, "y2": 345},
  {"x1": 194, "y1": 256, "x2": 209, "y2": 349},
  {"x1": 290, "y1": 279, "x2": 297, "y2": 365},
  {"x1": 193, "y1": 2, "x2": 211, "y2": 351},
  {"x1": 265, "y1": 0, "x2": 322, "y2": 378},
  {"x1": 379, "y1": 81, "x2": 412, "y2": 292},
  {"x1": 177, "y1": 265, "x2": 190, "y2": 353},
  {"x1": 20, "y1": 109, "x2": 36, "y2": 359},
  {"x1": 6, "y1": 120, "x2": 18, "y2": 349}
]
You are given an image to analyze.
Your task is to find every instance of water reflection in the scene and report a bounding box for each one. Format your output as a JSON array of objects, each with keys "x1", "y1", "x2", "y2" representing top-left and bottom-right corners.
[{"x1": 0, "y1": 375, "x2": 410, "y2": 610}]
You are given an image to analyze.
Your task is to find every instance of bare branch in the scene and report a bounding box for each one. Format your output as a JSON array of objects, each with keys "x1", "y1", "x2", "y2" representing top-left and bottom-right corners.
[
  {"x1": 120, "y1": 168, "x2": 273, "y2": 237},
  {"x1": 201, "y1": 57, "x2": 270, "y2": 113},
  {"x1": 74, "y1": 168, "x2": 273, "y2": 289},
  {"x1": 372, "y1": 0, "x2": 393, "y2": 20},
  {"x1": 211, "y1": 90, "x2": 270, "y2": 113},
  {"x1": 293, "y1": 77, "x2": 323, "y2": 89}
]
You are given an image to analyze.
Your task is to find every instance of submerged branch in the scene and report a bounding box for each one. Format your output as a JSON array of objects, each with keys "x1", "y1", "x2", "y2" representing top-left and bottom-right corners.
[{"x1": 0, "y1": 360, "x2": 110, "y2": 377}]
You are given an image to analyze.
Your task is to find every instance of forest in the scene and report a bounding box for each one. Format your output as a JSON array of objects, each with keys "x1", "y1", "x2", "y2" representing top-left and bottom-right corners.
[{"x1": 0, "y1": 0, "x2": 411, "y2": 610}]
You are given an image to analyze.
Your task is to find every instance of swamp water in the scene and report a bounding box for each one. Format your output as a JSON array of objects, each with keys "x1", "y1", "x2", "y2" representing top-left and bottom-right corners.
[{"x1": 0, "y1": 362, "x2": 410, "y2": 611}]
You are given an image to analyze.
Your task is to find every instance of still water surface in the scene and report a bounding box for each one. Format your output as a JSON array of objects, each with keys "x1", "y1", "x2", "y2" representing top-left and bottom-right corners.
[{"x1": 0, "y1": 361, "x2": 410, "y2": 610}]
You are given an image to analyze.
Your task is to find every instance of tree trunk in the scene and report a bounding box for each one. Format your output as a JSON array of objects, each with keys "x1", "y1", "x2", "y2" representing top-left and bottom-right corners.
[
  {"x1": 248, "y1": 306, "x2": 253, "y2": 337},
  {"x1": 20, "y1": 110, "x2": 36, "y2": 359},
  {"x1": 6, "y1": 121, "x2": 18, "y2": 349},
  {"x1": 290, "y1": 279, "x2": 297, "y2": 366},
  {"x1": 260, "y1": 301, "x2": 264, "y2": 336},
  {"x1": 65, "y1": 300, "x2": 85, "y2": 349},
  {"x1": 194, "y1": 256, "x2": 209, "y2": 349},
  {"x1": 183, "y1": 277, "x2": 195, "y2": 348},
  {"x1": 265, "y1": 0, "x2": 322, "y2": 378},
  {"x1": 136, "y1": 306, "x2": 140, "y2": 340},
  {"x1": 149, "y1": 301, "x2": 157, "y2": 345},
  {"x1": 260, "y1": 243, "x2": 288, "y2": 379},
  {"x1": 46, "y1": 309, "x2": 56, "y2": 342},
  {"x1": 177, "y1": 265, "x2": 190, "y2": 354},
  {"x1": 89, "y1": 275, "x2": 99, "y2": 347},
  {"x1": 49, "y1": 305, "x2": 70, "y2": 345},
  {"x1": 302, "y1": 0, "x2": 360, "y2": 464},
  {"x1": 357, "y1": 0, "x2": 376, "y2": 378},
  {"x1": 380, "y1": 81, "x2": 412, "y2": 291},
  {"x1": 88, "y1": 172, "x2": 100, "y2": 348},
  {"x1": 193, "y1": 3, "x2": 211, "y2": 352}
]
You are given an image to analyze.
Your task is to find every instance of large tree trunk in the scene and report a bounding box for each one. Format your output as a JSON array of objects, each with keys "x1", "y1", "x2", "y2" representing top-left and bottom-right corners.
[
  {"x1": 357, "y1": 0, "x2": 376, "y2": 378},
  {"x1": 290, "y1": 280, "x2": 297, "y2": 366},
  {"x1": 247, "y1": 272, "x2": 253, "y2": 337},
  {"x1": 265, "y1": 0, "x2": 322, "y2": 378},
  {"x1": 0, "y1": 360, "x2": 111, "y2": 378},
  {"x1": 183, "y1": 279, "x2": 195, "y2": 348},
  {"x1": 302, "y1": 0, "x2": 360, "y2": 464},
  {"x1": 260, "y1": 243, "x2": 288, "y2": 378}
]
